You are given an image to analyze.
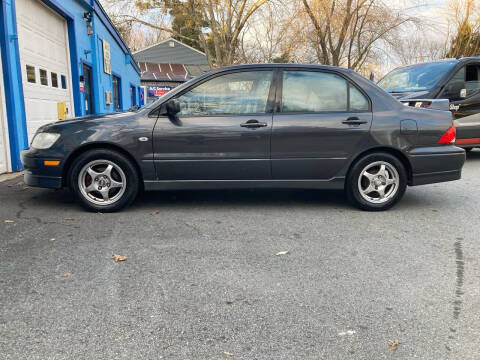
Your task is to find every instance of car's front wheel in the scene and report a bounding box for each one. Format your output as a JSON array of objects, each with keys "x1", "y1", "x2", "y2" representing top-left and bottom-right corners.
[
  {"x1": 69, "y1": 149, "x2": 139, "y2": 212},
  {"x1": 346, "y1": 153, "x2": 407, "y2": 211}
]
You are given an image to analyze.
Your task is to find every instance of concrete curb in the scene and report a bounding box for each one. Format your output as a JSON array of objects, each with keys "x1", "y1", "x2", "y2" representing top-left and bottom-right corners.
[{"x1": 0, "y1": 171, "x2": 24, "y2": 183}]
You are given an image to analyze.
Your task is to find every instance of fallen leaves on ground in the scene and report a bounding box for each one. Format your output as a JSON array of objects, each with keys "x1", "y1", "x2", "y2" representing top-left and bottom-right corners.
[
  {"x1": 64, "y1": 217, "x2": 76, "y2": 221},
  {"x1": 151, "y1": 210, "x2": 160, "y2": 215},
  {"x1": 4, "y1": 220, "x2": 14, "y2": 223},
  {"x1": 63, "y1": 273, "x2": 71, "y2": 277},
  {"x1": 112, "y1": 254, "x2": 128, "y2": 262},
  {"x1": 275, "y1": 251, "x2": 289, "y2": 256},
  {"x1": 388, "y1": 339, "x2": 399, "y2": 350}
]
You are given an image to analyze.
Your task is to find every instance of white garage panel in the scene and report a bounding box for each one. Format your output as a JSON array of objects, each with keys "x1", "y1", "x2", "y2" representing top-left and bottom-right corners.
[
  {"x1": 0, "y1": 50, "x2": 9, "y2": 174},
  {"x1": 16, "y1": 0, "x2": 74, "y2": 142}
]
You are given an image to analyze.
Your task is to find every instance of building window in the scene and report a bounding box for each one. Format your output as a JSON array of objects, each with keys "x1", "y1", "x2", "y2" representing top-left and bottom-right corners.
[
  {"x1": 39, "y1": 69, "x2": 48, "y2": 86},
  {"x1": 26, "y1": 65, "x2": 36, "y2": 83},
  {"x1": 112, "y1": 75, "x2": 121, "y2": 110},
  {"x1": 51, "y1": 73, "x2": 58, "y2": 88},
  {"x1": 61, "y1": 75, "x2": 67, "y2": 89}
]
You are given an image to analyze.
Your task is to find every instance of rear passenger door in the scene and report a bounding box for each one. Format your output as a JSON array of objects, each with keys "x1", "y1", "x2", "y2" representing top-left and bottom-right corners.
[{"x1": 271, "y1": 69, "x2": 372, "y2": 180}]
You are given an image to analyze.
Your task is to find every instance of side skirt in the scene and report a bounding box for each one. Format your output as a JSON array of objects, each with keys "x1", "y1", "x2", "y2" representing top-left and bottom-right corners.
[{"x1": 143, "y1": 178, "x2": 345, "y2": 191}]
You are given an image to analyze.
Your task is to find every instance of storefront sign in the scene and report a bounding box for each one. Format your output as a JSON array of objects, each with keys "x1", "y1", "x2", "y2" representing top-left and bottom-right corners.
[
  {"x1": 147, "y1": 86, "x2": 172, "y2": 97},
  {"x1": 102, "y1": 40, "x2": 111, "y2": 75}
]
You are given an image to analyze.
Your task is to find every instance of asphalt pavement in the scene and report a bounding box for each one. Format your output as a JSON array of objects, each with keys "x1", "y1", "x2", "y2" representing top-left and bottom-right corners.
[{"x1": 1, "y1": 151, "x2": 480, "y2": 359}]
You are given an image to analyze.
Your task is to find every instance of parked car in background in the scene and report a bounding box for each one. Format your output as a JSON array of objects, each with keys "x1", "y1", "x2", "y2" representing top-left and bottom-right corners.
[
  {"x1": 21, "y1": 64, "x2": 465, "y2": 212},
  {"x1": 378, "y1": 57, "x2": 480, "y2": 151}
]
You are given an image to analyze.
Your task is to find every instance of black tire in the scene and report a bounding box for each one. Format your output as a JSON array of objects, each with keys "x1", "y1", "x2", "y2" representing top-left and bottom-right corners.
[
  {"x1": 68, "y1": 149, "x2": 139, "y2": 212},
  {"x1": 346, "y1": 152, "x2": 407, "y2": 211}
]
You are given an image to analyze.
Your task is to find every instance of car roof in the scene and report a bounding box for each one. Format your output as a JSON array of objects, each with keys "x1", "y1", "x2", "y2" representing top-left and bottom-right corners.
[
  {"x1": 207, "y1": 63, "x2": 354, "y2": 74},
  {"x1": 391, "y1": 57, "x2": 480, "y2": 71}
]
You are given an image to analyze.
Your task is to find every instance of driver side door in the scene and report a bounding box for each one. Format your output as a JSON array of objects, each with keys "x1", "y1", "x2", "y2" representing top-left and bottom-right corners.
[{"x1": 152, "y1": 69, "x2": 275, "y2": 180}]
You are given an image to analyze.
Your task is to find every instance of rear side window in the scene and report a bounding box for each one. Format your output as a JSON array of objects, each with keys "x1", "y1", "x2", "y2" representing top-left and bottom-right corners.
[
  {"x1": 350, "y1": 85, "x2": 369, "y2": 111},
  {"x1": 281, "y1": 71, "x2": 369, "y2": 112}
]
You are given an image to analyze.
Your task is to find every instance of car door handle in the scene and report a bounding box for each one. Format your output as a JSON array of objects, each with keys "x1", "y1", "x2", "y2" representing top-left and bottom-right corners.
[
  {"x1": 342, "y1": 117, "x2": 368, "y2": 125},
  {"x1": 240, "y1": 120, "x2": 268, "y2": 128}
]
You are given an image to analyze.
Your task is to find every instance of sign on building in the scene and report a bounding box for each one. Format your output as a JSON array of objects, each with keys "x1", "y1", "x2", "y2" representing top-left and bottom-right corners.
[
  {"x1": 147, "y1": 86, "x2": 172, "y2": 97},
  {"x1": 102, "y1": 40, "x2": 111, "y2": 75}
]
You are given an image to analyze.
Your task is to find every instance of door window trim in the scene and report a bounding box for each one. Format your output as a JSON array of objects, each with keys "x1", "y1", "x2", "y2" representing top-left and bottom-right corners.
[
  {"x1": 275, "y1": 68, "x2": 372, "y2": 114},
  {"x1": 148, "y1": 68, "x2": 278, "y2": 118}
]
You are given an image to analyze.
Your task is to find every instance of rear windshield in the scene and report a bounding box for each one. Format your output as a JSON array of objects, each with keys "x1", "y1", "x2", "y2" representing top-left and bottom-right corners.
[{"x1": 378, "y1": 61, "x2": 457, "y2": 93}]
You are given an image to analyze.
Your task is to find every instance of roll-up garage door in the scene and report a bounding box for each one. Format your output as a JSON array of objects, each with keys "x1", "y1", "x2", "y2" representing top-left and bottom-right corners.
[
  {"x1": 16, "y1": 0, "x2": 74, "y2": 142},
  {"x1": 0, "y1": 50, "x2": 8, "y2": 174}
]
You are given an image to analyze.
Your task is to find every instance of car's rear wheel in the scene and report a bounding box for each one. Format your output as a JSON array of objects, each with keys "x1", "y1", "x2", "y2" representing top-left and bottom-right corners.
[
  {"x1": 346, "y1": 152, "x2": 407, "y2": 211},
  {"x1": 69, "y1": 149, "x2": 139, "y2": 212}
]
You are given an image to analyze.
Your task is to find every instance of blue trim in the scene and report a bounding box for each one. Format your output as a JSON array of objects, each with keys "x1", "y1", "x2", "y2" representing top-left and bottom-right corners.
[
  {"x1": 92, "y1": 0, "x2": 141, "y2": 75},
  {"x1": 41, "y1": 0, "x2": 75, "y2": 19},
  {"x1": 0, "y1": 0, "x2": 28, "y2": 171}
]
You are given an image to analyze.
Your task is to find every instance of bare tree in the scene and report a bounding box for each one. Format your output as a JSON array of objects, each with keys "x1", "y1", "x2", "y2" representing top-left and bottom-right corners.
[
  {"x1": 299, "y1": 0, "x2": 416, "y2": 71},
  {"x1": 115, "y1": 0, "x2": 271, "y2": 67},
  {"x1": 445, "y1": 0, "x2": 480, "y2": 58},
  {"x1": 100, "y1": 0, "x2": 169, "y2": 51}
]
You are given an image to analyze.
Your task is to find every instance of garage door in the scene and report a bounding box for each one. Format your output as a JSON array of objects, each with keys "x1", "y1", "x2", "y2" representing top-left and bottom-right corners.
[
  {"x1": 0, "y1": 51, "x2": 9, "y2": 174},
  {"x1": 16, "y1": 0, "x2": 74, "y2": 142}
]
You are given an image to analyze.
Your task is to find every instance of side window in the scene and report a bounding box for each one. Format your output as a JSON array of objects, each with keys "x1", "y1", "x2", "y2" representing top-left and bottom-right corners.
[
  {"x1": 281, "y1": 71, "x2": 369, "y2": 112},
  {"x1": 465, "y1": 64, "x2": 480, "y2": 97},
  {"x1": 26, "y1": 65, "x2": 36, "y2": 83},
  {"x1": 442, "y1": 67, "x2": 465, "y2": 101},
  {"x1": 282, "y1": 71, "x2": 347, "y2": 112},
  {"x1": 350, "y1": 85, "x2": 369, "y2": 111},
  {"x1": 176, "y1": 71, "x2": 273, "y2": 116}
]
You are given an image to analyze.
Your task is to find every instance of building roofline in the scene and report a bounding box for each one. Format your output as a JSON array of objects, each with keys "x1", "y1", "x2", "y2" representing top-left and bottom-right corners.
[{"x1": 133, "y1": 37, "x2": 207, "y2": 58}]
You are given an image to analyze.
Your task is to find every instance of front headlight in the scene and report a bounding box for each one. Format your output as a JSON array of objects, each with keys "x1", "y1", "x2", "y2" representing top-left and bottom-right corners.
[{"x1": 31, "y1": 133, "x2": 61, "y2": 149}]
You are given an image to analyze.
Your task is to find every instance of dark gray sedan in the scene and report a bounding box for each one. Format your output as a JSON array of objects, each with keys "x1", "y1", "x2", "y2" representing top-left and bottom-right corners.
[{"x1": 21, "y1": 64, "x2": 466, "y2": 212}]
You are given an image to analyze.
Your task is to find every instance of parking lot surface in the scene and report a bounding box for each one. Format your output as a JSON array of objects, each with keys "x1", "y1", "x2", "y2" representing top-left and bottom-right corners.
[{"x1": 1, "y1": 151, "x2": 480, "y2": 359}]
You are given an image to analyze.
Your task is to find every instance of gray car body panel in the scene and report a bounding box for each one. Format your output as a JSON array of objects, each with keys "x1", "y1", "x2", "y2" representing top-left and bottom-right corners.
[{"x1": 21, "y1": 64, "x2": 465, "y2": 191}]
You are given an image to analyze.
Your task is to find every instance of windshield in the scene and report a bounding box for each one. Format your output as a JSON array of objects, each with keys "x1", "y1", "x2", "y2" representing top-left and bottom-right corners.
[{"x1": 378, "y1": 61, "x2": 457, "y2": 93}]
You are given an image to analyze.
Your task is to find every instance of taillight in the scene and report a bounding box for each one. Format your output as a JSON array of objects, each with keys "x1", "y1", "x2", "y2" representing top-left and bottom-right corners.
[{"x1": 438, "y1": 125, "x2": 456, "y2": 144}]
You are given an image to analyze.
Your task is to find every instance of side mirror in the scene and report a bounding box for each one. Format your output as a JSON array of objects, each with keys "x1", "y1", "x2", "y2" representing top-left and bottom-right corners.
[
  {"x1": 443, "y1": 81, "x2": 466, "y2": 99},
  {"x1": 162, "y1": 99, "x2": 180, "y2": 116}
]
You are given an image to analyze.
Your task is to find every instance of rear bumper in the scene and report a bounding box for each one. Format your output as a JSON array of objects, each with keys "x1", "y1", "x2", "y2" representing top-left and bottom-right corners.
[
  {"x1": 408, "y1": 145, "x2": 466, "y2": 186},
  {"x1": 21, "y1": 149, "x2": 64, "y2": 189}
]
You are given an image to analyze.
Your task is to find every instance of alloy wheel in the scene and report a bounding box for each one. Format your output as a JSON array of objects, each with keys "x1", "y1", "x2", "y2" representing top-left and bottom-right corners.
[
  {"x1": 78, "y1": 159, "x2": 126, "y2": 206},
  {"x1": 357, "y1": 161, "x2": 399, "y2": 204}
]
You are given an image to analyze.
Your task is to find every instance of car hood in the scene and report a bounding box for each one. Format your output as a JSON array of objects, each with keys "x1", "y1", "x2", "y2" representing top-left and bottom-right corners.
[
  {"x1": 388, "y1": 90, "x2": 431, "y2": 100},
  {"x1": 37, "y1": 111, "x2": 136, "y2": 133}
]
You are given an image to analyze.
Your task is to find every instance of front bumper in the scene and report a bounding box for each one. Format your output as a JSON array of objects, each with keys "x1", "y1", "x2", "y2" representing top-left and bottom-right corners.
[
  {"x1": 408, "y1": 145, "x2": 466, "y2": 186},
  {"x1": 21, "y1": 148, "x2": 64, "y2": 189}
]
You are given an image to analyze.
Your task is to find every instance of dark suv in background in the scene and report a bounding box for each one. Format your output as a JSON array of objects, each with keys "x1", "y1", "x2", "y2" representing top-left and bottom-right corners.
[{"x1": 378, "y1": 57, "x2": 480, "y2": 150}]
